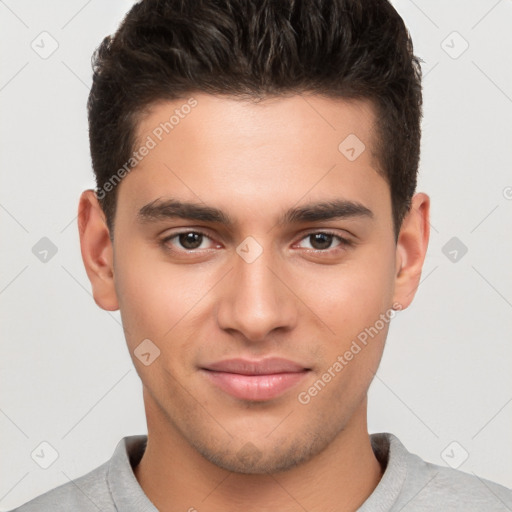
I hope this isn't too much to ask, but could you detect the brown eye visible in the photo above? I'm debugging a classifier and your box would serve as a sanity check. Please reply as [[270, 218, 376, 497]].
[[178, 232, 203, 250], [309, 233, 334, 250], [161, 230, 216, 252], [297, 231, 351, 252]]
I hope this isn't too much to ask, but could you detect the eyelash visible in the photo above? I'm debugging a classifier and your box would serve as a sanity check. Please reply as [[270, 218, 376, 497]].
[[160, 230, 353, 255]]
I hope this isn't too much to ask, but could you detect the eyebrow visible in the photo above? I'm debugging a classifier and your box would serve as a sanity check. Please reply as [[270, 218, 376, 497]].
[[137, 197, 374, 226]]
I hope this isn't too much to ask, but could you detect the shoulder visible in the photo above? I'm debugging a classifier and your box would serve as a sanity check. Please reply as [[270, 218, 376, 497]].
[[9, 436, 150, 512], [408, 459, 512, 510], [381, 433, 512, 511], [8, 461, 114, 512]]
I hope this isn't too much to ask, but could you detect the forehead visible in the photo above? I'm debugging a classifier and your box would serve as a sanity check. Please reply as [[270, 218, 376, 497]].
[[136, 93, 378, 158], [117, 93, 390, 230]]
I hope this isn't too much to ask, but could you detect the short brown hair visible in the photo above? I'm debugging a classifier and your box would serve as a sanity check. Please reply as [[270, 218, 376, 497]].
[[88, 0, 423, 241]]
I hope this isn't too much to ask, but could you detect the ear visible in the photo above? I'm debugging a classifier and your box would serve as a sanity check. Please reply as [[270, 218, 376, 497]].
[[77, 190, 119, 311], [392, 192, 430, 310]]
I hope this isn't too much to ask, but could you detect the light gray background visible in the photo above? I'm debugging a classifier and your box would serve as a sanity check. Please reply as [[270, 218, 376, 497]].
[[1, 0, 511, 509]]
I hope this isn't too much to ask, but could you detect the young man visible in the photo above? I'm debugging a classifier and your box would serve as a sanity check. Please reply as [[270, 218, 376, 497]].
[[10, 0, 512, 511]]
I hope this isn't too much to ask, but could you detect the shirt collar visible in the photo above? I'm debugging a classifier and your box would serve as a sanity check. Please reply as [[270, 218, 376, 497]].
[[107, 435, 157, 511], [357, 432, 408, 511], [106, 432, 407, 512]]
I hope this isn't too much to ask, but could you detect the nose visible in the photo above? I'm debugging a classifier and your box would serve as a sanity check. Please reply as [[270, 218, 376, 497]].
[[216, 242, 298, 343]]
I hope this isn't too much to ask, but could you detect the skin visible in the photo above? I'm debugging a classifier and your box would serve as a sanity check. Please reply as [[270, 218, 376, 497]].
[[78, 93, 430, 512]]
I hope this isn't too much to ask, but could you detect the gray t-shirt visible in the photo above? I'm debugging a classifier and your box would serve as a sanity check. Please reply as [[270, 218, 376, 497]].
[[9, 432, 512, 511]]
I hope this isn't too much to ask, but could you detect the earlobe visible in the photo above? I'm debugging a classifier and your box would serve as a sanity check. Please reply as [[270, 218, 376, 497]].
[[392, 193, 430, 309], [77, 190, 119, 311]]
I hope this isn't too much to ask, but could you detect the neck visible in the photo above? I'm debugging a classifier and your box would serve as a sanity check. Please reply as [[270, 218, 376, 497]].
[[134, 392, 383, 512]]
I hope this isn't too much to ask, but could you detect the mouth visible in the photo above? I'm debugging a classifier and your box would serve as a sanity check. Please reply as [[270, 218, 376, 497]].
[[199, 357, 312, 402]]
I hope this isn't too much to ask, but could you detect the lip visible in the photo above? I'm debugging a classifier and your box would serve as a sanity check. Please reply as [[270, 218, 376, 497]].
[[200, 357, 311, 401], [203, 357, 309, 375]]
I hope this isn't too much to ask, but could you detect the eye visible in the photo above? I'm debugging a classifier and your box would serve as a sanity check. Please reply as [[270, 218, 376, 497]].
[[296, 231, 352, 252], [161, 230, 218, 252], [160, 229, 353, 256]]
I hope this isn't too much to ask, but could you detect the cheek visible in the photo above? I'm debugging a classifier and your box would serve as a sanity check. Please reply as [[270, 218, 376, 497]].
[[303, 251, 395, 340], [113, 247, 186, 343], [113, 242, 222, 358], [113, 252, 208, 389]]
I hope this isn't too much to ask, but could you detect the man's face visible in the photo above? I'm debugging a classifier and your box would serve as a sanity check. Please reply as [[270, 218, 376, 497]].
[[109, 94, 402, 473]]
